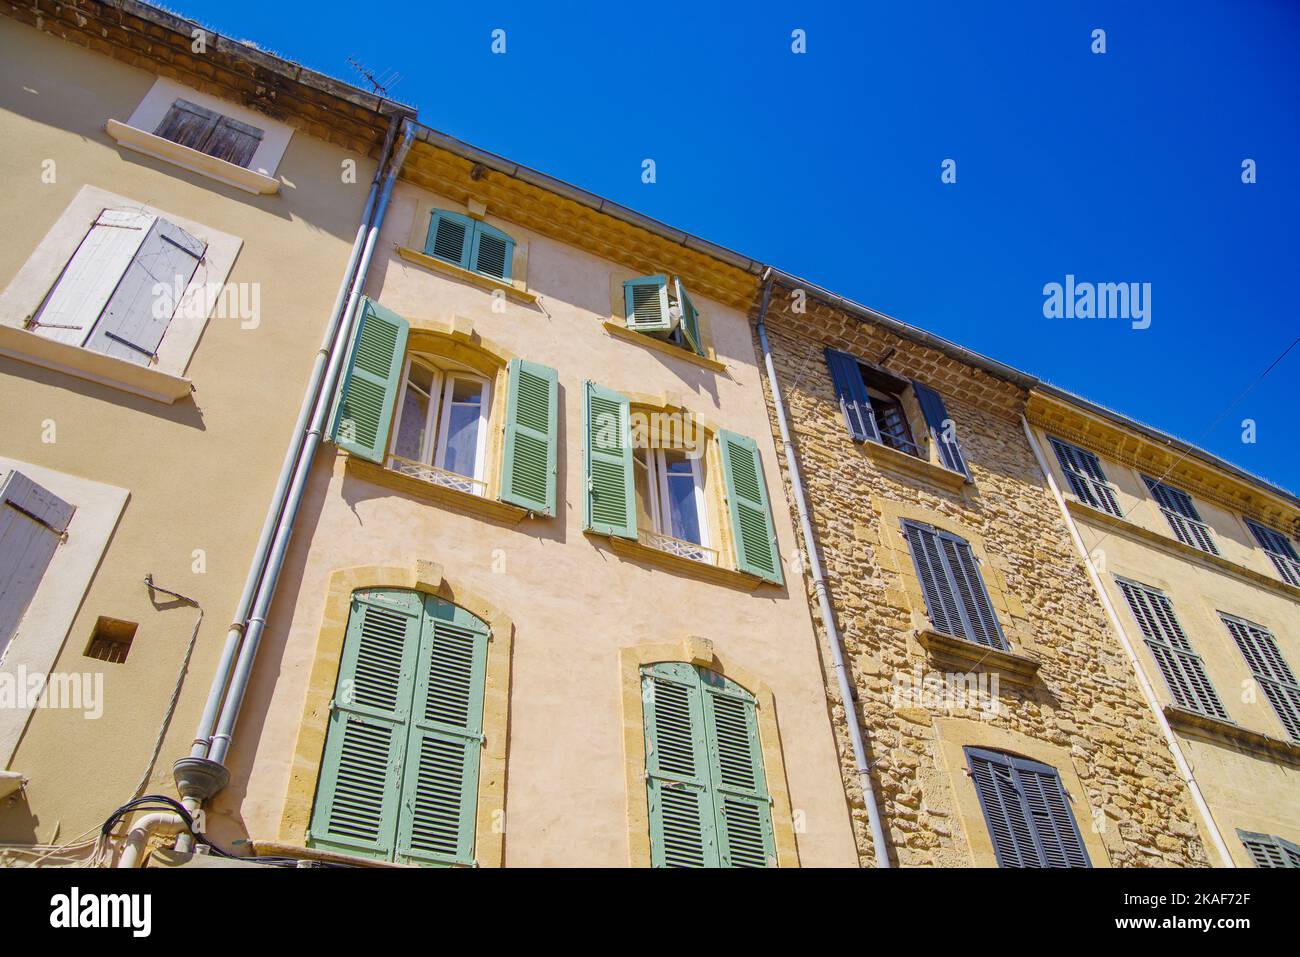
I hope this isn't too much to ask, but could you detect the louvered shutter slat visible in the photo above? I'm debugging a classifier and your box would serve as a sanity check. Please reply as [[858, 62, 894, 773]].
[[823, 348, 879, 442], [500, 359, 558, 515], [939, 534, 1006, 649], [1245, 519, 1300, 586], [622, 275, 673, 333], [470, 224, 512, 281], [674, 277, 705, 356], [719, 430, 783, 584], [911, 381, 971, 479], [582, 381, 636, 539], [1119, 580, 1228, 720], [968, 749, 1090, 868], [643, 663, 717, 867], [703, 678, 775, 868], [1223, 615, 1300, 743], [329, 297, 409, 463], [1049, 437, 1121, 517]]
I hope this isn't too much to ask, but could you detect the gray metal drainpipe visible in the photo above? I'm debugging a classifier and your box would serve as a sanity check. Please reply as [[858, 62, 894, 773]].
[[754, 269, 891, 867]]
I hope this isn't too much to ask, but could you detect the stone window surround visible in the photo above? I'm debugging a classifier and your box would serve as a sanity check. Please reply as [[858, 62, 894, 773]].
[[396, 196, 533, 303]]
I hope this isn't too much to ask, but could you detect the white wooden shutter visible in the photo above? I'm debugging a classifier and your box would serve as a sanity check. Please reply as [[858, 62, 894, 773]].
[[0, 471, 74, 659]]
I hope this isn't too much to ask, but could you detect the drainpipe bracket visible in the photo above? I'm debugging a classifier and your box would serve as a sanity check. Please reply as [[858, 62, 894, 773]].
[[172, 756, 231, 802]]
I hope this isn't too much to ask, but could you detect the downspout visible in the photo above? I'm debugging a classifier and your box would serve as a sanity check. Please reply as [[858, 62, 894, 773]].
[[1019, 415, 1236, 867], [754, 269, 891, 867]]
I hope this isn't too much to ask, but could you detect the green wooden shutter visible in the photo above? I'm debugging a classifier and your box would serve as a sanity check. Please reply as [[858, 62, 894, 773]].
[[329, 297, 409, 463], [1238, 829, 1300, 868], [309, 589, 422, 860], [719, 430, 783, 584], [470, 222, 514, 281], [395, 597, 489, 866], [583, 380, 637, 539], [674, 277, 705, 356], [500, 359, 558, 515], [701, 673, 775, 867], [642, 663, 719, 867], [622, 275, 672, 333], [425, 210, 474, 269]]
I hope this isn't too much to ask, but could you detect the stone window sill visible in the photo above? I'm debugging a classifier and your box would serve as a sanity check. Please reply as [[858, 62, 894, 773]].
[[1163, 704, 1300, 767], [601, 321, 727, 373], [396, 246, 537, 304], [346, 455, 530, 525], [862, 439, 967, 493], [0, 324, 192, 403], [598, 531, 768, 591], [106, 119, 280, 195], [915, 628, 1041, 685]]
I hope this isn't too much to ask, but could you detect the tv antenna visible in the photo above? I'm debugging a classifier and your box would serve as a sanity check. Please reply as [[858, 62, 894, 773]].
[[347, 56, 402, 97]]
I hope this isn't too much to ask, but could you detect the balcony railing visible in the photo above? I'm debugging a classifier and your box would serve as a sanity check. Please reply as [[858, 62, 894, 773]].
[[388, 456, 487, 497], [640, 529, 718, 566]]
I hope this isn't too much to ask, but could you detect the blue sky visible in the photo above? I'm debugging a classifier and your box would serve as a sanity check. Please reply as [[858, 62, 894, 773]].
[[184, 0, 1299, 491]]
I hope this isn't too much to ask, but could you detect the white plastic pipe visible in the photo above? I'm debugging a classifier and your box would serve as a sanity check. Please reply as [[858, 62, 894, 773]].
[[116, 812, 186, 869]]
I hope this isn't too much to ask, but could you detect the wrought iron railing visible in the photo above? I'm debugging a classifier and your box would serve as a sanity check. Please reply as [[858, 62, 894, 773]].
[[388, 456, 486, 496], [640, 529, 718, 565]]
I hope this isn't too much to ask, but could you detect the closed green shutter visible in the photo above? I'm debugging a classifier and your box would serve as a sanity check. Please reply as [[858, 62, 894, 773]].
[[623, 275, 672, 333], [309, 589, 422, 860], [500, 358, 558, 515], [470, 222, 514, 281], [1238, 829, 1300, 868], [329, 297, 409, 463], [643, 662, 718, 867], [701, 673, 775, 867], [718, 430, 783, 585], [583, 380, 637, 539], [674, 277, 704, 356], [425, 210, 474, 269]]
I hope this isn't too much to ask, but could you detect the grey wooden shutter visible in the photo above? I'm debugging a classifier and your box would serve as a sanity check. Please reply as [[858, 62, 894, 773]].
[[1048, 437, 1121, 517], [1221, 613, 1300, 743], [1245, 519, 1300, 586], [0, 471, 74, 660], [823, 348, 878, 442], [911, 380, 970, 479], [966, 748, 1090, 868], [83, 218, 206, 365], [903, 520, 1006, 649], [154, 99, 262, 167], [1117, 578, 1229, 719], [1238, 830, 1300, 868], [203, 115, 263, 168], [1142, 476, 1218, 555]]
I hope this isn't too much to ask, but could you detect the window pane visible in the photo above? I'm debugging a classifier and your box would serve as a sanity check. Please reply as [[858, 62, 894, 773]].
[[634, 448, 655, 534], [663, 453, 703, 545], [441, 379, 483, 478], [393, 381, 430, 462]]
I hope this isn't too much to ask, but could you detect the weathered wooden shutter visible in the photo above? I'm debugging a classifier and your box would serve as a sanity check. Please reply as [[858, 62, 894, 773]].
[[0, 471, 74, 659], [643, 663, 719, 867], [425, 210, 474, 269], [582, 380, 636, 539], [1117, 578, 1229, 719], [202, 114, 263, 168], [83, 218, 206, 365], [1222, 613, 1300, 743], [966, 748, 1090, 868], [719, 430, 783, 585], [395, 598, 489, 866], [903, 520, 959, 636], [1245, 518, 1300, 586], [903, 520, 1005, 649], [701, 673, 775, 867], [309, 589, 421, 860], [32, 209, 157, 346], [154, 99, 220, 150], [1238, 830, 1300, 868], [1143, 476, 1218, 554], [470, 223, 514, 281], [1048, 437, 1121, 516], [823, 348, 879, 442], [622, 275, 672, 333], [911, 380, 970, 479], [329, 297, 409, 463], [674, 277, 704, 356], [500, 359, 558, 515]]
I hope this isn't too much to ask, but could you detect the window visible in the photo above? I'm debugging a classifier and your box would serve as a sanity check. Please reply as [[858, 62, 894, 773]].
[[965, 748, 1090, 868], [902, 520, 1006, 649], [641, 662, 775, 867], [0, 470, 74, 660], [1049, 437, 1121, 517], [633, 446, 712, 563], [1221, 613, 1300, 743], [424, 210, 515, 281], [1245, 518, 1300, 587], [154, 99, 264, 169], [1142, 476, 1218, 555], [1117, 578, 1228, 720], [309, 588, 488, 865], [389, 357, 490, 496], [824, 348, 970, 479], [621, 274, 705, 357], [27, 208, 206, 367], [1238, 830, 1300, 868]]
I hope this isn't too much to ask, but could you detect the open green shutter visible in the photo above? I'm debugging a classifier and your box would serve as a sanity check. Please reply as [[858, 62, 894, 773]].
[[329, 297, 408, 463], [309, 589, 422, 860], [674, 277, 705, 356], [425, 210, 474, 269], [643, 663, 719, 867], [500, 359, 558, 515], [702, 675, 775, 867], [718, 430, 782, 584], [583, 380, 637, 539], [395, 597, 488, 866], [623, 275, 672, 333]]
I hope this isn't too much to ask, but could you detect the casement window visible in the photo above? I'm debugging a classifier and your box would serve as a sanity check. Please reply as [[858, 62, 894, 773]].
[[309, 588, 488, 865], [1244, 518, 1300, 587], [824, 348, 971, 480], [641, 661, 775, 867], [581, 380, 783, 584], [1116, 578, 1228, 720], [0, 471, 74, 660], [902, 520, 1006, 649], [965, 748, 1091, 868], [28, 208, 206, 367], [154, 99, 264, 169], [1048, 437, 1121, 517], [329, 297, 559, 515], [621, 274, 706, 358], [424, 210, 515, 282], [1238, 830, 1300, 868], [1221, 613, 1300, 743], [1142, 476, 1218, 555]]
